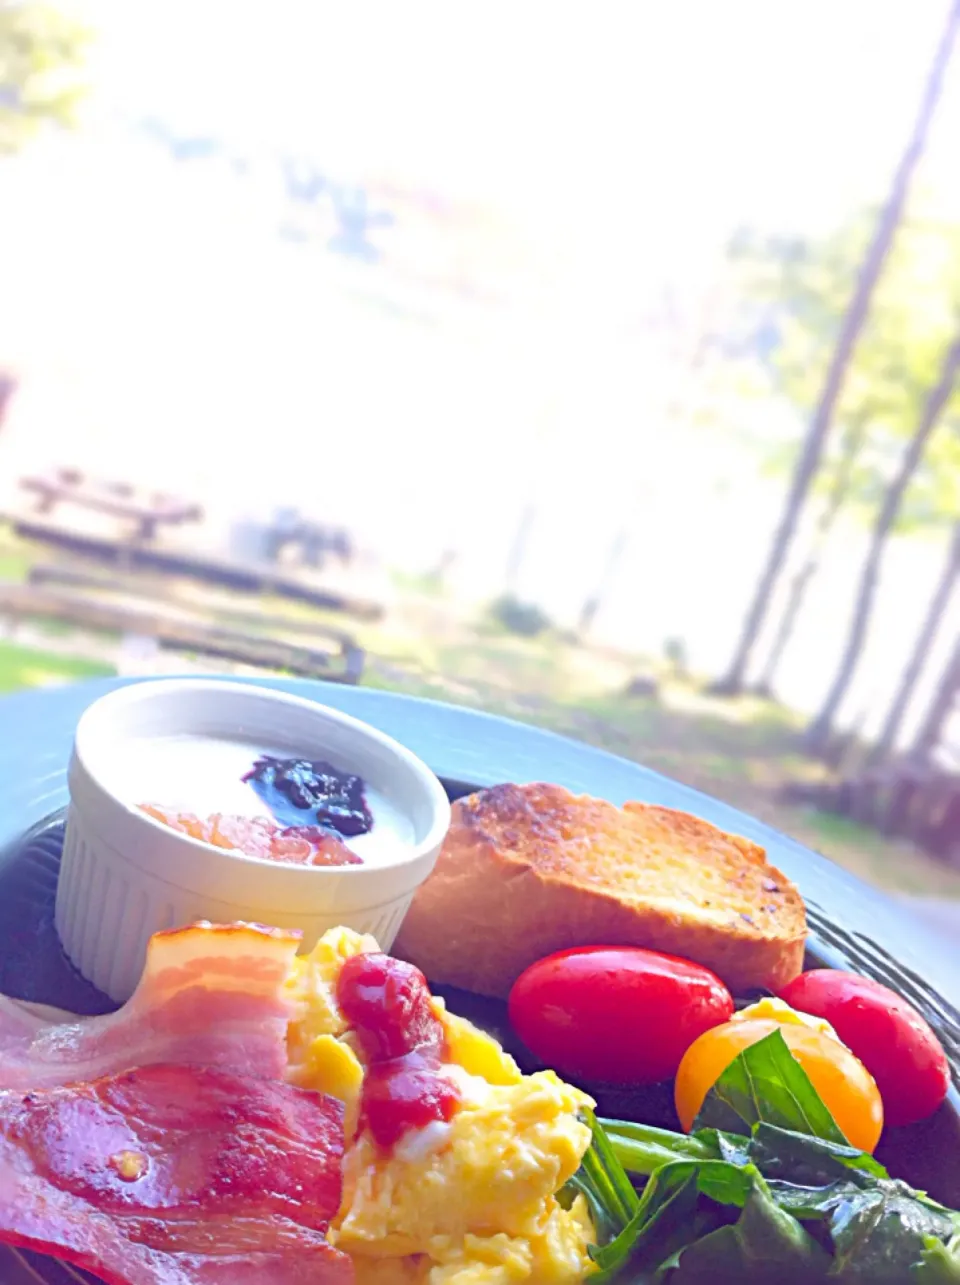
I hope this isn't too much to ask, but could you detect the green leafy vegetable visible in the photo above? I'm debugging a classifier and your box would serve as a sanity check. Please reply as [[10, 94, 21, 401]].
[[590, 1161, 703, 1282], [918, 1233, 960, 1282], [748, 1122, 887, 1185], [571, 1031, 960, 1281], [659, 1170, 831, 1284], [579, 1109, 641, 1229], [599, 1120, 727, 1176], [566, 1109, 643, 1245], [693, 1028, 848, 1144], [589, 1159, 759, 1282], [827, 1181, 960, 1284], [695, 1126, 753, 1168]]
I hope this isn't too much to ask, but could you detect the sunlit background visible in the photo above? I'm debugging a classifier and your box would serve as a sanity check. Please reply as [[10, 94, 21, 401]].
[[4, 0, 960, 904]]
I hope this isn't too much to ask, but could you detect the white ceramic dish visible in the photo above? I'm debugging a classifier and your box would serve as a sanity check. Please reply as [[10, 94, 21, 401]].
[[55, 679, 451, 1002]]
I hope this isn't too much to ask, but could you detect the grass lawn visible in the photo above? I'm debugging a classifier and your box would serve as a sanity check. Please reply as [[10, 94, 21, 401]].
[[0, 641, 115, 693], [356, 605, 960, 900], [0, 553, 953, 900]]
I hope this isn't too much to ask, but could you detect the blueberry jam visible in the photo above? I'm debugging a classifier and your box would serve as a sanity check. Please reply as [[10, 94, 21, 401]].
[[242, 756, 374, 837]]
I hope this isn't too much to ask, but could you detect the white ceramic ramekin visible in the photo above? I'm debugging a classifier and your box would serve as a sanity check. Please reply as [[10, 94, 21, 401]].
[[55, 679, 451, 1002]]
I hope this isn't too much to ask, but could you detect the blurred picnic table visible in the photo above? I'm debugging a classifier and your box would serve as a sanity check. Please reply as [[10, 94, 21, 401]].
[[19, 469, 203, 541], [0, 470, 378, 684]]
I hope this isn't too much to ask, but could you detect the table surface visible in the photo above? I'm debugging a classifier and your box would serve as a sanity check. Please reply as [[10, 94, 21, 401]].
[[1, 674, 957, 1004]]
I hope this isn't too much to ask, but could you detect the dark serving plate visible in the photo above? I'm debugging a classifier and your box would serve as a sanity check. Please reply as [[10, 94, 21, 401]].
[[1, 676, 960, 1283], [1, 793, 960, 1285]]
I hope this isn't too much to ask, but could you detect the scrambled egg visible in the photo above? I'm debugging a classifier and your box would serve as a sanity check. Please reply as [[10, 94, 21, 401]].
[[734, 996, 841, 1043], [286, 929, 596, 1285]]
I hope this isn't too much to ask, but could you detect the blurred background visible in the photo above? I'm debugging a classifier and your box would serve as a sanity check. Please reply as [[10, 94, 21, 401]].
[[3, 0, 960, 907]]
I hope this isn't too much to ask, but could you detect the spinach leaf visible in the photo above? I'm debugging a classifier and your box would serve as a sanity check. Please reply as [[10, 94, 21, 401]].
[[917, 1232, 960, 1281], [688, 1159, 754, 1209], [601, 1119, 728, 1176], [602, 1118, 757, 1177], [591, 1038, 960, 1285], [827, 1180, 960, 1284], [589, 1159, 756, 1282], [693, 1126, 752, 1168], [748, 1122, 887, 1185], [693, 1029, 848, 1144], [563, 1169, 620, 1243], [590, 1160, 702, 1283], [579, 1108, 641, 1230], [657, 1169, 831, 1285], [740, 1122, 960, 1278], [764, 1177, 860, 1220]]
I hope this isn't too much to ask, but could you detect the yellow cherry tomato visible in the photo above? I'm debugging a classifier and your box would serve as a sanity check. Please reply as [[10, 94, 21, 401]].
[[674, 1018, 884, 1153]]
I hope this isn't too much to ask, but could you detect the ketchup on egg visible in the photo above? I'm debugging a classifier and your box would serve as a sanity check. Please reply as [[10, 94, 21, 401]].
[[336, 953, 461, 1149]]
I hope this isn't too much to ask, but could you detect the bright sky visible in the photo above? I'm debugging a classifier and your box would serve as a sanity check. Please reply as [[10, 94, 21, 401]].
[[5, 0, 960, 726], [76, 0, 960, 247]]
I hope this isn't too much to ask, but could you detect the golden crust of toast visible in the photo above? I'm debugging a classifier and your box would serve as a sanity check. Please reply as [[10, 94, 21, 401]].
[[394, 782, 806, 999]]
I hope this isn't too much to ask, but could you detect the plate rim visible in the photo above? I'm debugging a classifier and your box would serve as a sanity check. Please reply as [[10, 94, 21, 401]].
[[1, 675, 957, 995], [1, 777, 960, 1278]]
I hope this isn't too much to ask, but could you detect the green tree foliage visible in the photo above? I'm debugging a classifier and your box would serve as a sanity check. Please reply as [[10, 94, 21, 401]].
[[732, 215, 960, 537], [804, 327, 960, 753], [0, 1, 89, 154], [719, 214, 960, 721], [711, 0, 960, 698]]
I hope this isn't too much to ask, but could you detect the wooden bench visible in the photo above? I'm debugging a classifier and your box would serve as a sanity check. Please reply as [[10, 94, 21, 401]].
[[0, 582, 365, 685], [19, 471, 202, 541], [4, 517, 384, 620]]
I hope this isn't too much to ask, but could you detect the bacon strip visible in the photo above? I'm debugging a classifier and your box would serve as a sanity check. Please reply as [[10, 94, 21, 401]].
[[0, 1063, 352, 1284], [0, 923, 300, 1089]]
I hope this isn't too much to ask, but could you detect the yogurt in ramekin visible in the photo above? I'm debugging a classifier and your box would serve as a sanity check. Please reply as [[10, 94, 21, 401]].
[[55, 680, 451, 1002]]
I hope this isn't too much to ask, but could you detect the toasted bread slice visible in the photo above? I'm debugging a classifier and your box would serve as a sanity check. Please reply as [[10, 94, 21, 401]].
[[394, 782, 806, 999]]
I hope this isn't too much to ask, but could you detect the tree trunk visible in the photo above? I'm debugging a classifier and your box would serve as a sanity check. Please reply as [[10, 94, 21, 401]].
[[711, 0, 960, 696], [804, 330, 960, 754], [0, 371, 17, 432], [869, 521, 960, 765], [504, 503, 537, 594], [753, 418, 868, 696], [578, 529, 629, 636], [909, 631, 960, 765]]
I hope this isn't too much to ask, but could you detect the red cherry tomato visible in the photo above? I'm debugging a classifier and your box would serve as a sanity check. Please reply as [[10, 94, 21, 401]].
[[778, 970, 950, 1127], [507, 946, 734, 1085]]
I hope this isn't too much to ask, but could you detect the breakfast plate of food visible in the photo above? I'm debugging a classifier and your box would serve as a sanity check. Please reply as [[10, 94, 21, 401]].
[[0, 675, 957, 1284]]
